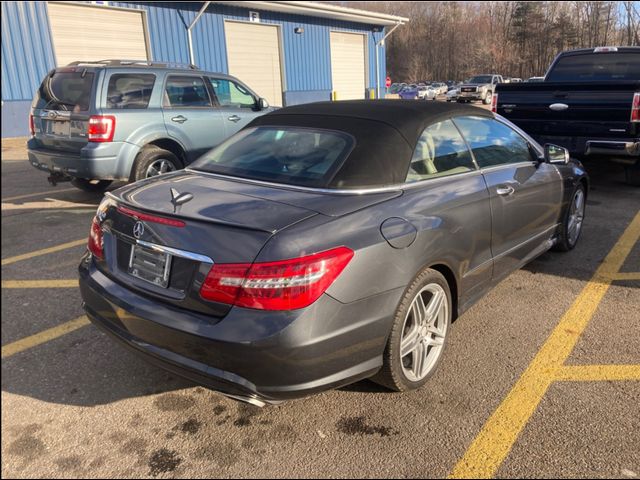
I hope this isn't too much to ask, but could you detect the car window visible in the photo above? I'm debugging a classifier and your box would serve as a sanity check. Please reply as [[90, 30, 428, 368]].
[[454, 116, 535, 168], [106, 74, 155, 109], [406, 119, 476, 183], [164, 76, 211, 108], [35, 71, 95, 112], [191, 127, 354, 187], [209, 78, 255, 109]]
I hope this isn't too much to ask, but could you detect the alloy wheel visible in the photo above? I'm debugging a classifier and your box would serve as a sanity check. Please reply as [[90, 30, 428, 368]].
[[400, 283, 449, 382], [145, 158, 177, 178], [567, 188, 585, 246]]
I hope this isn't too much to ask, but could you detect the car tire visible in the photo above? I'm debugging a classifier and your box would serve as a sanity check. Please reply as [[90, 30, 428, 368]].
[[483, 91, 492, 104], [553, 183, 586, 252], [70, 178, 113, 193], [372, 268, 452, 392], [131, 146, 182, 182]]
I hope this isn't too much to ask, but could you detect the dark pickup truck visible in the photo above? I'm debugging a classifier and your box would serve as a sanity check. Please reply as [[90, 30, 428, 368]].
[[494, 47, 640, 185]]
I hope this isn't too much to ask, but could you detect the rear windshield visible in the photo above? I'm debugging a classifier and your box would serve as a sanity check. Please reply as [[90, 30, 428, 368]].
[[546, 52, 640, 82], [34, 71, 94, 111], [191, 127, 354, 187]]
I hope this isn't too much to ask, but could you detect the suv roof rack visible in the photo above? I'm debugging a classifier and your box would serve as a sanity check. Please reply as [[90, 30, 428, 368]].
[[66, 59, 200, 70]]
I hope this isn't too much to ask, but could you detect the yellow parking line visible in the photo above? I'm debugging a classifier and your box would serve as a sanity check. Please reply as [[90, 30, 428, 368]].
[[555, 365, 640, 382], [2, 279, 78, 289], [1, 316, 90, 359], [449, 211, 640, 479], [612, 272, 640, 281], [1, 239, 86, 266], [1, 187, 77, 202]]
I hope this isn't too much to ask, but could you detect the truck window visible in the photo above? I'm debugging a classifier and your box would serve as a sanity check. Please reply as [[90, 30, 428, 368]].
[[546, 53, 640, 82]]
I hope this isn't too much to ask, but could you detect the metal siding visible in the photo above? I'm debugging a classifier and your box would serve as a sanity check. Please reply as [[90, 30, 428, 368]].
[[1, 2, 56, 101], [2, 0, 389, 129]]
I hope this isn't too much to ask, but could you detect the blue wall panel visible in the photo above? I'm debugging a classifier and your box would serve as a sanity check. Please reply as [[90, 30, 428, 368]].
[[1, 1, 389, 136]]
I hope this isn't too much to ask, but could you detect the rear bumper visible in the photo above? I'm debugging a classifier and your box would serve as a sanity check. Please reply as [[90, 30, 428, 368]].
[[27, 138, 133, 180], [79, 255, 400, 402]]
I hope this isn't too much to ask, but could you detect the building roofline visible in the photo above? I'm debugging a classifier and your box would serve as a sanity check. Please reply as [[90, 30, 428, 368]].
[[213, 1, 409, 26]]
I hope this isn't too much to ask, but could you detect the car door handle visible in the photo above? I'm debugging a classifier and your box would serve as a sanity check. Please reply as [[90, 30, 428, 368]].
[[171, 115, 187, 124], [496, 186, 515, 196], [227, 115, 242, 123]]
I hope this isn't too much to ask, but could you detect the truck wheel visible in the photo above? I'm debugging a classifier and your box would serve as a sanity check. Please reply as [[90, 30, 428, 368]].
[[131, 147, 182, 182], [70, 178, 113, 193], [483, 91, 492, 104], [624, 162, 640, 186]]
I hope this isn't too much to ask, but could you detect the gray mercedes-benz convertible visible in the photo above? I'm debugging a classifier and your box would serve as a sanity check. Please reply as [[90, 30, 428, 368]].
[[79, 101, 588, 406]]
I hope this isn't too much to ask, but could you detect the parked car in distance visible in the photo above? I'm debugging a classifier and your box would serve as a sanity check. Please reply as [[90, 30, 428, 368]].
[[446, 88, 459, 102], [80, 100, 589, 406], [417, 85, 437, 100], [457, 74, 504, 104], [386, 82, 408, 99], [495, 46, 640, 185], [526, 76, 545, 82], [431, 82, 448, 95], [27, 60, 273, 193], [398, 84, 421, 100], [510, 78, 523, 83]]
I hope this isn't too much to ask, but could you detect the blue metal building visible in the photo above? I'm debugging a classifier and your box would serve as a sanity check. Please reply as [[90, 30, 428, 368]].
[[1, 1, 407, 137]]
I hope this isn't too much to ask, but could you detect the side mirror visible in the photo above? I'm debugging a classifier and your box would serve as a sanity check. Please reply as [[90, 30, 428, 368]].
[[257, 97, 269, 110], [544, 144, 570, 165]]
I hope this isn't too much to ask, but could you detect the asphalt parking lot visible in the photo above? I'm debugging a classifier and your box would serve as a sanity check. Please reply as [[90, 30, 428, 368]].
[[1, 136, 639, 479]]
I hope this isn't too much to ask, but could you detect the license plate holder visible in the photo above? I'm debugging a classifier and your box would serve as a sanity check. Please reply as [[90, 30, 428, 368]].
[[128, 244, 172, 288], [44, 120, 70, 136]]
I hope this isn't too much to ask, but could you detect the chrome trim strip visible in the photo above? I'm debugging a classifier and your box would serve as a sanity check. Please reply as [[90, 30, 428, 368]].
[[135, 239, 213, 264], [185, 168, 484, 195]]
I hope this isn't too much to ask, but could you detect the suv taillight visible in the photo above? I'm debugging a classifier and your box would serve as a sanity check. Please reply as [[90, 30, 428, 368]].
[[491, 93, 498, 113], [200, 247, 354, 310], [88, 216, 104, 259], [631, 93, 640, 123], [88, 115, 116, 142], [29, 114, 35, 136]]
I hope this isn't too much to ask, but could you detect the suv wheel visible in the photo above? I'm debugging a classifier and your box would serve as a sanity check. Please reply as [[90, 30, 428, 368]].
[[372, 268, 451, 392], [483, 90, 492, 104], [70, 178, 113, 193], [131, 147, 182, 182]]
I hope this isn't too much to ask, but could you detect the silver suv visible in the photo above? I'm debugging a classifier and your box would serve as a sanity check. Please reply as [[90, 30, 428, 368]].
[[27, 60, 272, 192], [457, 74, 504, 104]]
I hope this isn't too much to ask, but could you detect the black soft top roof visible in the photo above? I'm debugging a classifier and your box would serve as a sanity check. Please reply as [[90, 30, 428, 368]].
[[257, 100, 492, 148], [248, 100, 493, 189]]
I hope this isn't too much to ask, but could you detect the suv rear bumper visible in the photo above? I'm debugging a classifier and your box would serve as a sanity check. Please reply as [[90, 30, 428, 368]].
[[27, 138, 133, 180]]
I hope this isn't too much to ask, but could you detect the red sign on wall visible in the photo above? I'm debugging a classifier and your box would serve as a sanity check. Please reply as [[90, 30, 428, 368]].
[[385, 76, 391, 88]]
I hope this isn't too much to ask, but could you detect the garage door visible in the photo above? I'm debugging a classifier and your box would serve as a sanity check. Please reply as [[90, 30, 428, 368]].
[[330, 32, 366, 100], [47, 3, 148, 66], [225, 21, 283, 107]]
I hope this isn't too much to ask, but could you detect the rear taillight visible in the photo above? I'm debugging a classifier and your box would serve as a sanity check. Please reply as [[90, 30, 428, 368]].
[[88, 115, 116, 142], [200, 247, 354, 310], [88, 216, 104, 259], [29, 114, 35, 136], [631, 93, 640, 123], [491, 93, 498, 113]]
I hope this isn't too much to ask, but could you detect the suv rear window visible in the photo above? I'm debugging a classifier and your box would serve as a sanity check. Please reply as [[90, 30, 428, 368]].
[[34, 71, 94, 111], [106, 74, 155, 109], [546, 52, 640, 81], [191, 127, 354, 187]]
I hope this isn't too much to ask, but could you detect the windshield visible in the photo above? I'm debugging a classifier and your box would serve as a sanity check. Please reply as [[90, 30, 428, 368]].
[[468, 76, 492, 84], [34, 71, 95, 111], [388, 84, 403, 94], [546, 52, 640, 82], [190, 127, 354, 187]]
